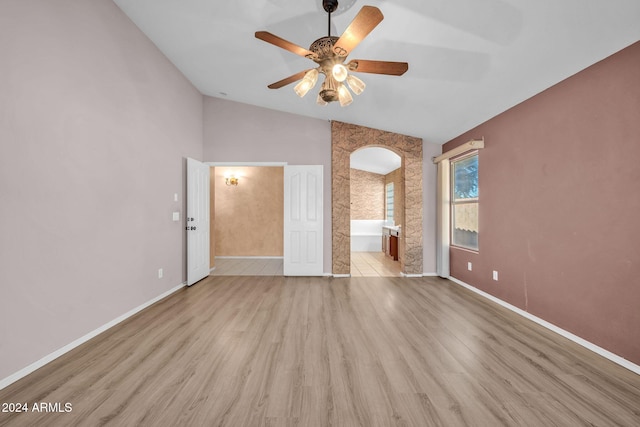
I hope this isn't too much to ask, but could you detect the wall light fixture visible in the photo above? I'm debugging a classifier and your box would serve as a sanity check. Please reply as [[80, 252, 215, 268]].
[[225, 175, 239, 186]]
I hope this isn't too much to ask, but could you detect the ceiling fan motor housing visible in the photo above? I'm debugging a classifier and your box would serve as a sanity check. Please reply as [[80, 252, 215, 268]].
[[309, 36, 340, 60], [309, 36, 348, 102], [323, 0, 339, 13]]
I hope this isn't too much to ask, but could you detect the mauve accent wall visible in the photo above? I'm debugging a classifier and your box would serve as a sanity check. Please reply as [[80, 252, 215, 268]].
[[443, 41, 640, 364], [203, 97, 332, 273], [0, 0, 203, 382]]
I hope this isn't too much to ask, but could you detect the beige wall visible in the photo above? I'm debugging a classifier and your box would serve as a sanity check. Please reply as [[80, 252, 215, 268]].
[[350, 168, 385, 220], [214, 167, 284, 257]]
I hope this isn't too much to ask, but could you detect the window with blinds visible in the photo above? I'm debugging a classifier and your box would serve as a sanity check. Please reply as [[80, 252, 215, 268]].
[[451, 152, 479, 250]]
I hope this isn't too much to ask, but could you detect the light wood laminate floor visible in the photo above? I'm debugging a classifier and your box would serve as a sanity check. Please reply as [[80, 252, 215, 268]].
[[1, 276, 639, 426]]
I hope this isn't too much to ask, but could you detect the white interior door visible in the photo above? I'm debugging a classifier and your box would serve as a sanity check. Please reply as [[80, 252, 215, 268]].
[[187, 158, 210, 286], [284, 165, 323, 276]]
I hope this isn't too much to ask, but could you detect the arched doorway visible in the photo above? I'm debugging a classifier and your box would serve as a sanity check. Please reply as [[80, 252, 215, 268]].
[[349, 147, 402, 276], [331, 121, 423, 275]]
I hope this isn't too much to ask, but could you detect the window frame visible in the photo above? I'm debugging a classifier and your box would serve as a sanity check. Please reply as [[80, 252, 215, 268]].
[[450, 151, 479, 252], [385, 182, 394, 223]]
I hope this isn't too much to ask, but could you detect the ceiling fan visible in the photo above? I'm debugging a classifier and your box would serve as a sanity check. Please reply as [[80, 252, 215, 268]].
[[255, 0, 408, 107]]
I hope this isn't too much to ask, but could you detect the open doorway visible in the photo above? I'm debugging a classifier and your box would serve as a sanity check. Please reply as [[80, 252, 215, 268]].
[[207, 163, 324, 277], [349, 147, 402, 277], [209, 165, 285, 276], [331, 121, 423, 276]]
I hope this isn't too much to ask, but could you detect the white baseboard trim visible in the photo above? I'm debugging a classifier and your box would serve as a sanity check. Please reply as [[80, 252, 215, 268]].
[[448, 276, 640, 376], [215, 256, 284, 260], [332, 274, 351, 278], [401, 273, 423, 278], [422, 272, 438, 277], [0, 282, 186, 391]]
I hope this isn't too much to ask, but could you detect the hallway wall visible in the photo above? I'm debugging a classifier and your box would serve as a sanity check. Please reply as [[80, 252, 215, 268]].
[[214, 167, 284, 257]]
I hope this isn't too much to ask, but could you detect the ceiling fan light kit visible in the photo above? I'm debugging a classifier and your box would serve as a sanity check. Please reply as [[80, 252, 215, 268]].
[[255, 0, 408, 107]]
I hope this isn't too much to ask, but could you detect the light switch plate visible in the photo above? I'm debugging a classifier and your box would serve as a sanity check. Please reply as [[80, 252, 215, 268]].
[[172, 211, 180, 221]]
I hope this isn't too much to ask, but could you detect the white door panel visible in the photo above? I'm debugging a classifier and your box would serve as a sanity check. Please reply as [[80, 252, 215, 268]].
[[284, 165, 323, 276], [187, 158, 210, 286]]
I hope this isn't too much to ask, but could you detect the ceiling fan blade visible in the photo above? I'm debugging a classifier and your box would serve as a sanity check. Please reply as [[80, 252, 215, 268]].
[[346, 59, 409, 76], [255, 31, 318, 60], [333, 6, 384, 57], [267, 69, 313, 89]]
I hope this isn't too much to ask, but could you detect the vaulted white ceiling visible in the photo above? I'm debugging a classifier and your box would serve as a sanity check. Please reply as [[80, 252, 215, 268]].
[[113, 0, 640, 144]]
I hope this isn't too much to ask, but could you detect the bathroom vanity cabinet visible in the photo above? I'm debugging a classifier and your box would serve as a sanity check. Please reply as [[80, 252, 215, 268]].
[[382, 226, 399, 261]]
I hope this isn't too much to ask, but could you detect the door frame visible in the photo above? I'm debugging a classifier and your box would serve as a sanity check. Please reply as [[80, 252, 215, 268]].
[[207, 162, 289, 274]]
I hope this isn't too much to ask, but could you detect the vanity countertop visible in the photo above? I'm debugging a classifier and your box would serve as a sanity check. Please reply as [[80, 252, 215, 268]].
[[382, 225, 401, 236]]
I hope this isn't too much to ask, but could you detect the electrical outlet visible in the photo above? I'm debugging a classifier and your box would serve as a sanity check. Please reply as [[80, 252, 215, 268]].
[[467, 262, 472, 271], [158, 268, 163, 279], [492, 270, 498, 281]]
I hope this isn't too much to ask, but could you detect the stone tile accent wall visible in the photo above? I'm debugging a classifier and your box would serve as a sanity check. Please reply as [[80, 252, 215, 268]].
[[350, 168, 385, 220], [332, 121, 423, 275]]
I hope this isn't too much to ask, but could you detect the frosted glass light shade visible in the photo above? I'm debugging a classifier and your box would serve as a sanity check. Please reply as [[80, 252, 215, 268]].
[[305, 68, 318, 85], [346, 74, 366, 95], [332, 64, 348, 82], [294, 79, 313, 97], [294, 69, 319, 97], [338, 84, 353, 107]]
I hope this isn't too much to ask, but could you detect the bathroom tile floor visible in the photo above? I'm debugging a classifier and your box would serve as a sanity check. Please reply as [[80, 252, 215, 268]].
[[350, 251, 402, 277]]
